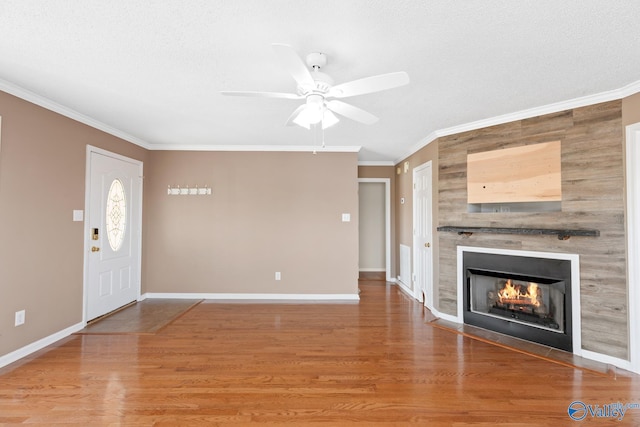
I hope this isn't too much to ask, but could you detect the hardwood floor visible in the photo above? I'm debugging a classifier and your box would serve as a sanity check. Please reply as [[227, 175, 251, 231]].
[[1, 281, 639, 425]]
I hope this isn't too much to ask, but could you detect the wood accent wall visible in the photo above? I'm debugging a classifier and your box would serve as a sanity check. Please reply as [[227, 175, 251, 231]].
[[437, 100, 628, 359]]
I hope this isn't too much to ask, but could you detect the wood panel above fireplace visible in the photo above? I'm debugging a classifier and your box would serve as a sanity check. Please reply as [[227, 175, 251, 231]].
[[467, 140, 562, 204]]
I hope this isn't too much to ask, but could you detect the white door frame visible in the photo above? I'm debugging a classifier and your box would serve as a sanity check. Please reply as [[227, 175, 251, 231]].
[[358, 178, 391, 281], [412, 161, 434, 307], [626, 122, 640, 374], [82, 145, 143, 323]]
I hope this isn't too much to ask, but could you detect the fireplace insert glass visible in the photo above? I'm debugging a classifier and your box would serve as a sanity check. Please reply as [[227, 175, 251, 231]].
[[468, 270, 565, 334], [462, 251, 573, 352]]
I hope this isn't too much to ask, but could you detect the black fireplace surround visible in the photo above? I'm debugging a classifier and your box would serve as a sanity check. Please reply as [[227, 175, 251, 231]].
[[462, 251, 573, 352]]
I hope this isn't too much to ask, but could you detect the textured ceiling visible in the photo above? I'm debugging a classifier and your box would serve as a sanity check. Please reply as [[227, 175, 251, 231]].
[[1, 1, 639, 162]]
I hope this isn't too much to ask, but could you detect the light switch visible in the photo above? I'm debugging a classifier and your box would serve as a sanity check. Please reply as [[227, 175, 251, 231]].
[[73, 210, 84, 222], [342, 213, 351, 222]]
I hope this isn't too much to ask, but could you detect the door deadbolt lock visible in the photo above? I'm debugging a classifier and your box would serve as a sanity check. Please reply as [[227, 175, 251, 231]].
[[425, 242, 430, 248], [91, 246, 101, 252]]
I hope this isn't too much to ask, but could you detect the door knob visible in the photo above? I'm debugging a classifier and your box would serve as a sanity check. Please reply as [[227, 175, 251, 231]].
[[91, 246, 100, 252], [425, 242, 430, 248]]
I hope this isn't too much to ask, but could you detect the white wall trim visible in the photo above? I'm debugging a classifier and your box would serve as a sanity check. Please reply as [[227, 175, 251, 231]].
[[147, 144, 362, 153], [0, 77, 362, 155], [3, 74, 639, 161], [626, 122, 640, 374], [395, 79, 640, 164], [358, 178, 392, 281], [429, 307, 460, 324], [396, 276, 410, 289], [141, 292, 360, 301], [0, 322, 85, 369], [394, 281, 415, 299], [358, 161, 395, 166], [0, 78, 153, 150], [580, 350, 633, 372]]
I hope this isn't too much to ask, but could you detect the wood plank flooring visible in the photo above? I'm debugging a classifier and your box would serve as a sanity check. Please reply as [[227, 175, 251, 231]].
[[1, 281, 639, 425]]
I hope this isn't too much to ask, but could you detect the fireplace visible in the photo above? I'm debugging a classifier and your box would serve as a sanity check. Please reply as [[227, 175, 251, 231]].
[[461, 248, 577, 352]]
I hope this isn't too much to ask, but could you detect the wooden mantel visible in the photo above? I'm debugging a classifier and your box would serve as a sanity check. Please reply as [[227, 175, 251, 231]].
[[437, 226, 600, 240]]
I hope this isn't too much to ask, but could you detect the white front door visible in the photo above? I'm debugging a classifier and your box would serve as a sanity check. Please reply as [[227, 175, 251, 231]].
[[413, 162, 433, 307], [85, 147, 142, 321]]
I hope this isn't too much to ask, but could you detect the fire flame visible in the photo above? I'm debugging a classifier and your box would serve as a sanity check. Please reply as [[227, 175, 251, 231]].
[[497, 280, 540, 307]]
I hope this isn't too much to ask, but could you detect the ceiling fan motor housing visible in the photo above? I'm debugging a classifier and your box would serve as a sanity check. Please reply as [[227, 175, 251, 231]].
[[306, 52, 327, 69], [301, 52, 333, 94]]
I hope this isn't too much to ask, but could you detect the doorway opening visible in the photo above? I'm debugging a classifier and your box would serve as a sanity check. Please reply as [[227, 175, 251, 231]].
[[358, 178, 391, 282]]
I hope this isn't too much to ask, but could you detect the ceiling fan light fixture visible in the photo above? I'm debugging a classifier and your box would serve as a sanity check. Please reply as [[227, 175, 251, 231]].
[[292, 104, 339, 130], [223, 44, 408, 130], [292, 107, 313, 129], [306, 94, 324, 124], [322, 109, 339, 129]]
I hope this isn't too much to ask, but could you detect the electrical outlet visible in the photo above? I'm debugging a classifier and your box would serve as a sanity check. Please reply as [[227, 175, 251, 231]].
[[15, 310, 25, 326], [275, 272, 281, 281]]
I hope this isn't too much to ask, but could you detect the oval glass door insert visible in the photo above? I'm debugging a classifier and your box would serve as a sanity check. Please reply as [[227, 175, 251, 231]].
[[106, 179, 126, 251]]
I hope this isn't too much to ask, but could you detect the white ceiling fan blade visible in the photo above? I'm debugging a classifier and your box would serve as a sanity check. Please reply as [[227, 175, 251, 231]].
[[328, 71, 409, 98], [326, 100, 379, 125], [285, 104, 308, 127], [272, 43, 315, 89], [221, 90, 303, 100]]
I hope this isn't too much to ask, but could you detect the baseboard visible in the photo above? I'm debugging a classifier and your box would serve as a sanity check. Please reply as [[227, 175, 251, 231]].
[[141, 292, 360, 301], [430, 307, 460, 324], [427, 313, 634, 373], [580, 349, 633, 373], [0, 321, 85, 369], [395, 279, 414, 297]]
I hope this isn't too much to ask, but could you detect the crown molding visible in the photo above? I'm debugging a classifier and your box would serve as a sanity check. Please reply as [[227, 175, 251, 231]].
[[3, 75, 640, 162], [0, 78, 360, 155], [0, 78, 153, 150], [395, 79, 640, 165], [147, 143, 361, 153], [358, 161, 395, 166]]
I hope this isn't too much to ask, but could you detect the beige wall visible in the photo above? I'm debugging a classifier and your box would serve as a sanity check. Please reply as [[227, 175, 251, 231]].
[[0, 91, 148, 357], [622, 92, 640, 127], [393, 142, 440, 293], [0, 89, 359, 361], [3, 81, 640, 363], [143, 150, 359, 295]]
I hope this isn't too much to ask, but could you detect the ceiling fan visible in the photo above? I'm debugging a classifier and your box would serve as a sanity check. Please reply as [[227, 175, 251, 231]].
[[221, 44, 410, 129]]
